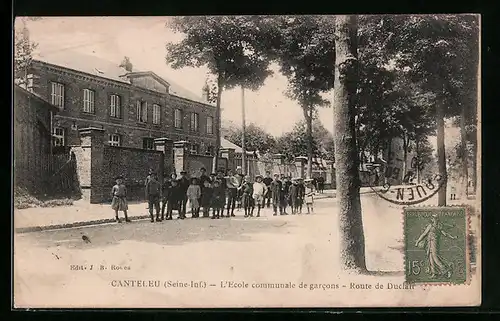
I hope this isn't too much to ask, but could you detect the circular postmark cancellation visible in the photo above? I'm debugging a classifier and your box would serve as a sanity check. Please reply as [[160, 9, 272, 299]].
[[364, 151, 447, 206]]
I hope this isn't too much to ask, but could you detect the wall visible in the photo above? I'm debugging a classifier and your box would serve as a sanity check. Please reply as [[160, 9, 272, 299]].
[[97, 146, 164, 202], [14, 86, 54, 196], [29, 61, 217, 153], [187, 154, 213, 177]]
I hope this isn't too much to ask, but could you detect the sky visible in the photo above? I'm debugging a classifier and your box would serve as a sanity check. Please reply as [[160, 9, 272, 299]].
[[16, 16, 467, 153], [18, 16, 334, 137]]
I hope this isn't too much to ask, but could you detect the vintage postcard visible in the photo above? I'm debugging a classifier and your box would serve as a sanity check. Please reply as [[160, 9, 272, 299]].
[[13, 15, 481, 308]]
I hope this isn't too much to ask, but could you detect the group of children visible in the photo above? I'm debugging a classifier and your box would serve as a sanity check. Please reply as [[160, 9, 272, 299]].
[[110, 167, 317, 223]]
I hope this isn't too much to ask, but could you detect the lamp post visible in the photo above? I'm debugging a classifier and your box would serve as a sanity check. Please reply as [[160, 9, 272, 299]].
[[241, 86, 247, 175]]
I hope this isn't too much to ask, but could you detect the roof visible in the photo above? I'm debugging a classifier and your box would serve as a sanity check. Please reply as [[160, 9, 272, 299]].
[[33, 50, 214, 106], [220, 137, 256, 155], [14, 84, 60, 112]]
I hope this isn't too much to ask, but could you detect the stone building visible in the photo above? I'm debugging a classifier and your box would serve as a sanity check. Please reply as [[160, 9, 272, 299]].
[[26, 51, 217, 155]]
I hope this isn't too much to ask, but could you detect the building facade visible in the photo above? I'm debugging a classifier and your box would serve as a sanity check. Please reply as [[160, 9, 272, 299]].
[[26, 53, 217, 156]]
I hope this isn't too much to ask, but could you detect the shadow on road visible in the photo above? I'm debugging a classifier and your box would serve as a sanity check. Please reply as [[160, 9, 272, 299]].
[[22, 213, 301, 250]]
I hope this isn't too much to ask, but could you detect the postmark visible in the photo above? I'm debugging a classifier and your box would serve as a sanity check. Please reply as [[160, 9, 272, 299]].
[[365, 152, 447, 205], [404, 206, 470, 285]]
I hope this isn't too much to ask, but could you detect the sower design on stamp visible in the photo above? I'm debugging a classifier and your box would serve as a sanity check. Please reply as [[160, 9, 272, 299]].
[[404, 206, 469, 285]]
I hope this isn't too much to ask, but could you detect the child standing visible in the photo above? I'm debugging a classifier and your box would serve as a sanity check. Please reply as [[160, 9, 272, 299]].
[[111, 175, 130, 223], [252, 175, 266, 217], [164, 179, 182, 220], [211, 179, 225, 219], [200, 180, 213, 218], [297, 178, 305, 214], [288, 178, 299, 214], [304, 178, 316, 214], [145, 172, 162, 222], [241, 176, 254, 217], [186, 177, 201, 218]]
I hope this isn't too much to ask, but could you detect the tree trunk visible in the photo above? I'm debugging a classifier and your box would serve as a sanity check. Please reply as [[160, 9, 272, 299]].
[[212, 76, 224, 173], [415, 138, 420, 184], [459, 104, 468, 198], [333, 15, 366, 272], [402, 133, 408, 184], [304, 105, 313, 179], [436, 103, 447, 206], [241, 86, 247, 175]]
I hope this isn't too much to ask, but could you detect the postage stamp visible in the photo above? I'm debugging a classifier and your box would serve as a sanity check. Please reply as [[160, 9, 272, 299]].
[[404, 206, 469, 285]]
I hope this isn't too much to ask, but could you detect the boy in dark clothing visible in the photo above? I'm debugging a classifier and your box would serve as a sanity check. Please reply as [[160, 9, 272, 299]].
[[262, 171, 273, 208], [270, 174, 283, 216], [145, 173, 162, 222], [281, 176, 292, 215], [211, 180, 225, 219], [241, 176, 254, 217], [297, 178, 306, 214], [288, 178, 300, 214], [178, 171, 190, 218], [200, 180, 213, 218], [164, 179, 182, 220], [161, 173, 177, 219]]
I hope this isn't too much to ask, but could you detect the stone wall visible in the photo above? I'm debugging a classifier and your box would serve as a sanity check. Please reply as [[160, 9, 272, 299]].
[[72, 127, 165, 203]]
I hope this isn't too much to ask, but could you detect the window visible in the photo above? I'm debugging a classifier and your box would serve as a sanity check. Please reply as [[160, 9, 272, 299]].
[[206, 146, 214, 156], [174, 109, 182, 128], [108, 134, 121, 146], [51, 82, 64, 108], [53, 127, 65, 147], [110, 94, 121, 118], [190, 112, 199, 132], [206, 116, 214, 134], [83, 89, 95, 114], [190, 143, 199, 154], [136, 101, 147, 123], [143, 138, 154, 150], [152, 104, 161, 125]]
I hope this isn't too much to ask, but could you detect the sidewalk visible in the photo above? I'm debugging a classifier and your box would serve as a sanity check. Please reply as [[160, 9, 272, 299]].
[[14, 200, 152, 234]]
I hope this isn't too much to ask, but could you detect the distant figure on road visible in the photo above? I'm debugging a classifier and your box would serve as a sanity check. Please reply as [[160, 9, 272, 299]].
[[187, 177, 201, 218], [111, 175, 130, 223], [145, 172, 162, 222], [317, 176, 325, 194]]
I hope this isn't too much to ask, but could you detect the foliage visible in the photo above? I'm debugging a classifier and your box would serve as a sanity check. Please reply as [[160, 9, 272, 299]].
[[14, 20, 38, 86], [273, 119, 335, 162], [222, 122, 276, 154], [166, 16, 273, 91]]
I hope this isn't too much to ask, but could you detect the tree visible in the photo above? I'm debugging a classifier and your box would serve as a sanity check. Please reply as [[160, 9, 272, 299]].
[[256, 16, 336, 178], [272, 119, 334, 163], [165, 16, 273, 172], [14, 19, 38, 87], [333, 15, 366, 272], [381, 14, 479, 205], [119, 56, 134, 72], [222, 122, 276, 154]]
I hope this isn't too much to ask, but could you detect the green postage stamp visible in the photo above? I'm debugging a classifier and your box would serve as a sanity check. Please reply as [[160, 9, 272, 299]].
[[404, 206, 469, 285]]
